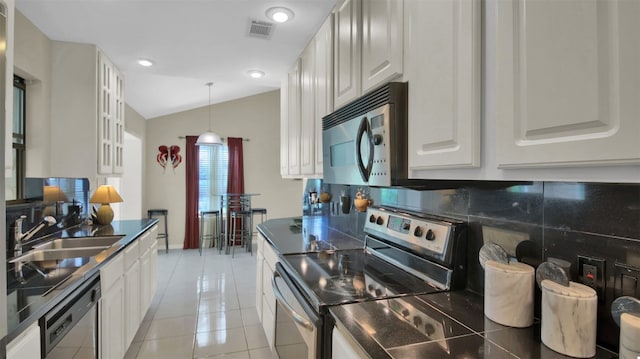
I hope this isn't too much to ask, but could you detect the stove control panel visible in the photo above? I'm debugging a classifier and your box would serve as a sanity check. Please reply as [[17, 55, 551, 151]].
[[365, 208, 452, 256]]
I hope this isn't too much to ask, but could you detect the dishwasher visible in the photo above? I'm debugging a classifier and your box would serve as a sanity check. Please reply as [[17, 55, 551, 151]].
[[39, 273, 101, 358]]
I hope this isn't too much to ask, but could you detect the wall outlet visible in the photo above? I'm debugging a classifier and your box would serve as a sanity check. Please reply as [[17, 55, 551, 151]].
[[578, 255, 606, 301], [614, 263, 640, 298]]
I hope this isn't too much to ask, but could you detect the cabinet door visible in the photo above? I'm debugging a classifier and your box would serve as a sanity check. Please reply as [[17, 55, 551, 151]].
[[334, 0, 361, 109], [361, 0, 403, 93], [7, 322, 41, 359], [332, 325, 367, 359], [314, 14, 335, 175], [150, 241, 158, 300], [113, 69, 125, 174], [280, 76, 290, 177], [300, 42, 317, 175], [98, 52, 114, 174], [100, 279, 125, 359], [255, 251, 264, 322], [406, 0, 481, 171], [124, 260, 141, 347], [140, 245, 152, 314], [287, 60, 302, 175], [496, 0, 640, 168]]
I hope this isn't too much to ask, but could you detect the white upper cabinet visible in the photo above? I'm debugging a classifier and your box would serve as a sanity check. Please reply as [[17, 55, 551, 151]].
[[334, 0, 361, 109], [50, 42, 125, 180], [361, 0, 403, 93], [405, 0, 481, 172], [98, 52, 125, 175], [280, 75, 289, 177], [495, 0, 640, 168], [314, 14, 334, 176], [334, 0, 404, 109], [287, 60, 301, 176], [300, 41, 316, 176], [281, 14, 333, 179]]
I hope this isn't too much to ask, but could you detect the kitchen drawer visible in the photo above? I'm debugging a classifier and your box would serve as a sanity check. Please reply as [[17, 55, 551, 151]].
[[123, 240, 140, 269], [263, 240, 279, 270], [101, 252, 124, 291], [139, 228, 155, 251]]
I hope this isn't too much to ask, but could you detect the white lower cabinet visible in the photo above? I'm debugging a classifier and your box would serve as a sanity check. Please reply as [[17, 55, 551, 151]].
[[6, 321, 41, 359], [255, 232, 278, 352], [332, 324, 367, 359], [99, 253, 125, 359], [124, 240, 141, 348], [100, 225, 158, 358]]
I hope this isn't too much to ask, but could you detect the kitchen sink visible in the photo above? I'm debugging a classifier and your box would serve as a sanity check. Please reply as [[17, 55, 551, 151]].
[[9, 247, 109, 264], [33, 235, 124, 250]]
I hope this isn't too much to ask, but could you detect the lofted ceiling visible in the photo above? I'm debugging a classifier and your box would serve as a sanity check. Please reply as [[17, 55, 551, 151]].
[[16, 0, 337, 119]]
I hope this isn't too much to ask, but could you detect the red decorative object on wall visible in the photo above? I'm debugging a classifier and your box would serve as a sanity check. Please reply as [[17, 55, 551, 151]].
[[157, 145, 182, 173]]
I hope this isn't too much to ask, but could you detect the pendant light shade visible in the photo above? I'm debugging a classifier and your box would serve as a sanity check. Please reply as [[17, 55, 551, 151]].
[[196, 82, 223, 146]]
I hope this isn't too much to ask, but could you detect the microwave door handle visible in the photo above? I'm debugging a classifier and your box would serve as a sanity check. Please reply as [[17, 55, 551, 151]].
[[271, 271, 315, 332], [356, 117, 374, 182]]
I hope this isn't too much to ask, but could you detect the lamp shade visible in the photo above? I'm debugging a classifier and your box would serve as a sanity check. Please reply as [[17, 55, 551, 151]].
[[90, 185, 123, 204], [195, 131, 223, 146], [43, 185, 69, 203]]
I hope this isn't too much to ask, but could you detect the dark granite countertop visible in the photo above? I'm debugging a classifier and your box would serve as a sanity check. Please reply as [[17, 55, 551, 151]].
[[330, 290, 619, 359], [256, 216, 364, 254], [5, 219, 158, 343]]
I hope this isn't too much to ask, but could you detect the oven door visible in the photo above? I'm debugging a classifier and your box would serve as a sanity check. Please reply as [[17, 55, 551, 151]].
[[272, 263, 321, 359]]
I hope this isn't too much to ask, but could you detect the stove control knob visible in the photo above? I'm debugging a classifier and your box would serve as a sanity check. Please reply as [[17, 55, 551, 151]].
[[376, 216, 384, 226], [425, 323, 436, 336], [369, 214, 377, 223], [413, 316, 423, 328], [413, 226, 424, 237], [425, 229, 436, 241], [402, 222, 410, 231], [401, 308, 410, 317]]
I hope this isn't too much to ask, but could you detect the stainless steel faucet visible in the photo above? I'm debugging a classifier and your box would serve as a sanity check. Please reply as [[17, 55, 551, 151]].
[[14, 215, 57, 258], [13, 215, 57, 282]]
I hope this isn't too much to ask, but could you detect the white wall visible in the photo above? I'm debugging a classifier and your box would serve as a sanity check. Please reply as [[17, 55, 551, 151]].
[[145, 90, 301, 249], [110, 132, 142, 220]]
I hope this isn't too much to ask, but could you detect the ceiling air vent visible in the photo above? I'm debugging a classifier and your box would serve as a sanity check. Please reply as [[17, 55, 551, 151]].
[[248, 20, 274, 39]]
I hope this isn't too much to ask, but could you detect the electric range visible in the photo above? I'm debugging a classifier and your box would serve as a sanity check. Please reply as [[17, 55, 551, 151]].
[[272, 206, 468, 359]]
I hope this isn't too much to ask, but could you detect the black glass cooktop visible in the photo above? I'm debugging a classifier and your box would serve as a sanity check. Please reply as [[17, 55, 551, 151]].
[[281, 250, 441, 310]]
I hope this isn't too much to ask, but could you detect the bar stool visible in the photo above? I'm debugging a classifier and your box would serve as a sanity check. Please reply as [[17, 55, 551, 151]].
[[229, 209, 252, 258], [199, 210, 220, 255], [147, 209, 168, 253]]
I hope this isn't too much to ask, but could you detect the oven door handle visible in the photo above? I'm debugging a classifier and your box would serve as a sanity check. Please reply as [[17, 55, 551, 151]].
[[271, 271, 315, 332]]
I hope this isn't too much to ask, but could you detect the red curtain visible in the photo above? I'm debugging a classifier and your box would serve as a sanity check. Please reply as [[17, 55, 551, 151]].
[[183, 136, 200, 249], [227, 137, 245, 245], [227, 137, 245, 194]]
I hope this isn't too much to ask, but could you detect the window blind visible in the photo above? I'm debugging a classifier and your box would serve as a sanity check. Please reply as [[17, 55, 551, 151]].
[[198, 145, 229, 212]]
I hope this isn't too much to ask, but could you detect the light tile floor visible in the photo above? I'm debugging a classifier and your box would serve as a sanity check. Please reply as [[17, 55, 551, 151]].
[[125, 244, 278, 359]]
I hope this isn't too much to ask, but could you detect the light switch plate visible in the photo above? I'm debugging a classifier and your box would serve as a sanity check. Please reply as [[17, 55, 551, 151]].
[[614, 263, 640, 298], [578, 255, 606, 301]]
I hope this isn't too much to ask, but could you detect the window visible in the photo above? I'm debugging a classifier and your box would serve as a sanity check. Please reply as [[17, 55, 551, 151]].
[[6, 76, 26, 202], [198, 145, 228, 212]]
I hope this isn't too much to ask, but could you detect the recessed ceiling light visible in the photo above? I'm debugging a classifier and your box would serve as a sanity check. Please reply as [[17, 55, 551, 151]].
[[137, 59, 154, 67], [248, 70, 265, 79], [266, 7, 294, 23]]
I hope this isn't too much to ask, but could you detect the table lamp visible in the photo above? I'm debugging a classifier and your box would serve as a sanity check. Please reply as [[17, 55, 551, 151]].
[[89, 185, 123, 225], [43, 185, 69, 216]]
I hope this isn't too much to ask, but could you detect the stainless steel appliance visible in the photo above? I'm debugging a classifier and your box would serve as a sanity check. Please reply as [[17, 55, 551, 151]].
[[39, 273, 101, 358], [272, 207, 467, 359], [322, 83, 408, 187]]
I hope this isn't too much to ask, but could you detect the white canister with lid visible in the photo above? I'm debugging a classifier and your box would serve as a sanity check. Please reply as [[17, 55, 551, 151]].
[[540, 279, 597, 358], [620, 312, 640, 359], [484, 260, 534, 328]]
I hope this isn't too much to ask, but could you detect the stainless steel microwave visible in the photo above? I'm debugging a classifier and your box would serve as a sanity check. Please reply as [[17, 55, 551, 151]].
[[322, 82, 408, 187]]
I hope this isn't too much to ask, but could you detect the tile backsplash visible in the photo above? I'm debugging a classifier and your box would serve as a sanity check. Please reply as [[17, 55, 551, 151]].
[[320, 181, 640, 352]]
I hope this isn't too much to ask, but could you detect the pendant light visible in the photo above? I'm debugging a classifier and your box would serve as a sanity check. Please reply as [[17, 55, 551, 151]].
[[195, 82, 223, 146]]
